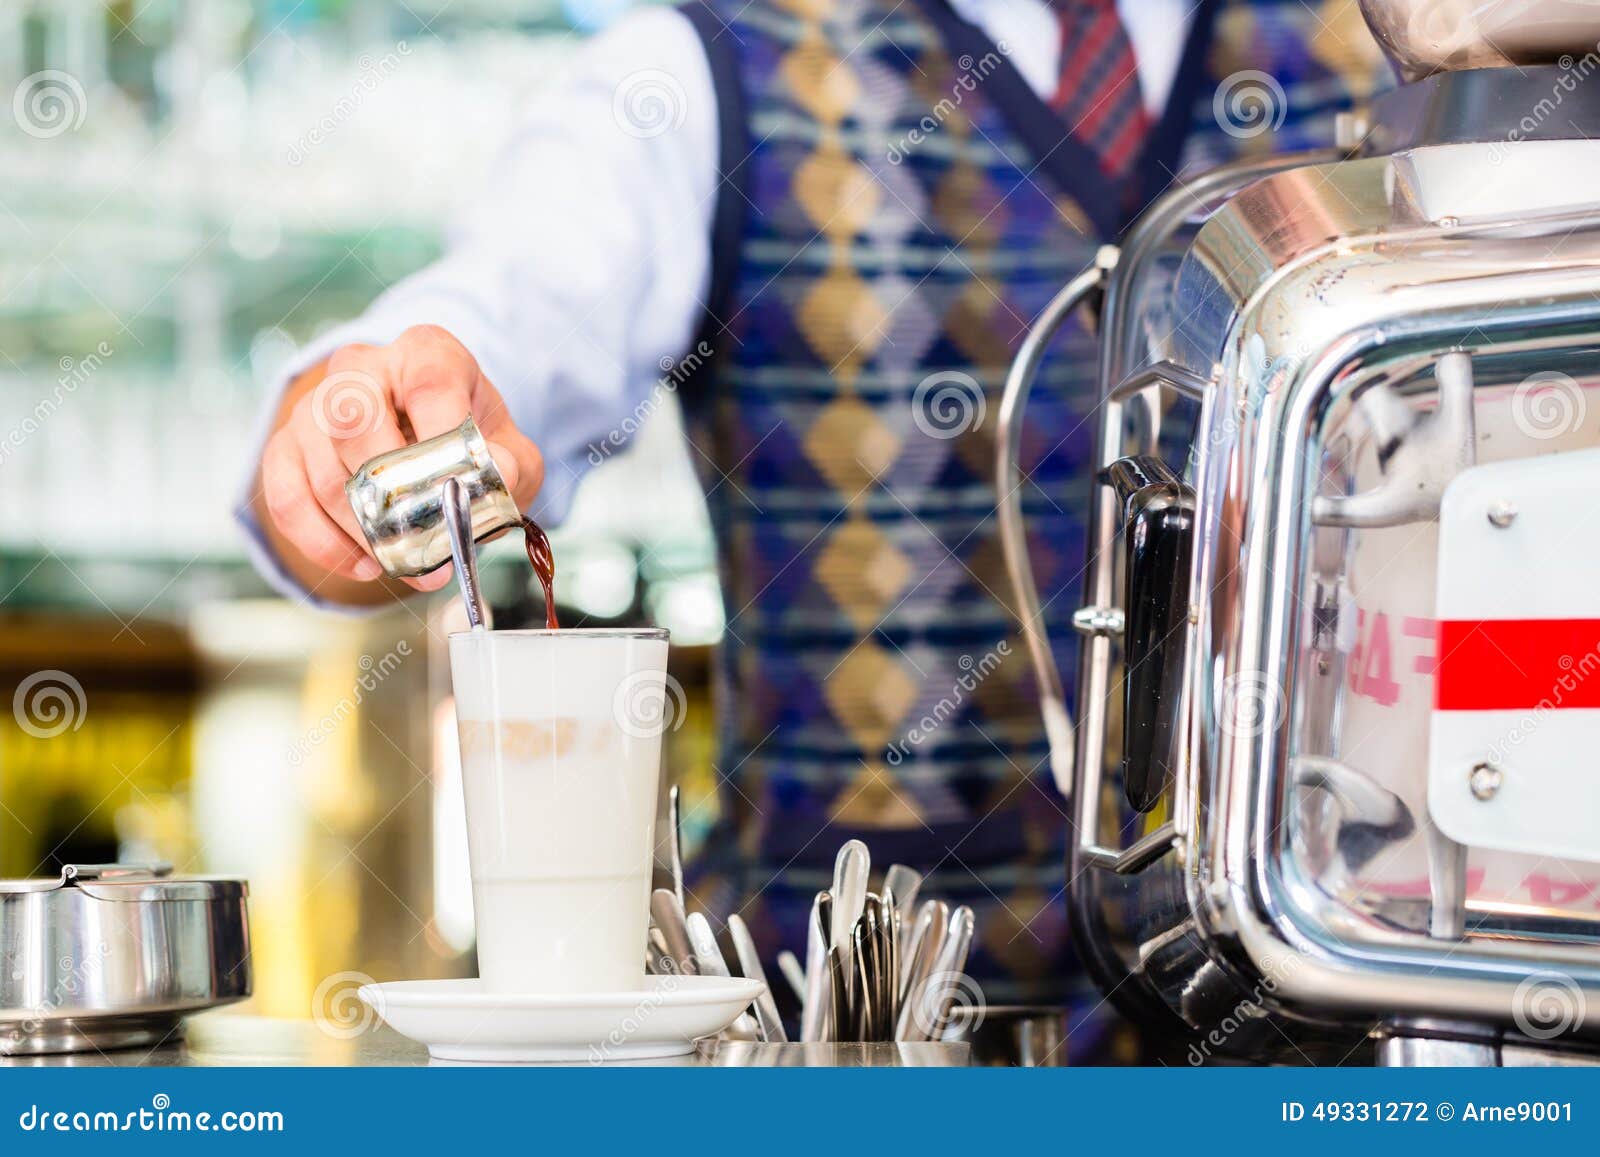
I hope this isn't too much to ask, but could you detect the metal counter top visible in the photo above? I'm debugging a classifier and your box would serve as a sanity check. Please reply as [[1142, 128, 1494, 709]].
[[1, 1014, 970, 1068]]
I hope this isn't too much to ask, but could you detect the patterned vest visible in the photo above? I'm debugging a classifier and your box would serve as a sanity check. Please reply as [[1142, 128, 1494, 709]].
[[678, 0, 1389, 1006]]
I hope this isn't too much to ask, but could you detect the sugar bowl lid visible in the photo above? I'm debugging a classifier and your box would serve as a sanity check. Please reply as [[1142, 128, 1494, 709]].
[[0, 863, 246, 901]]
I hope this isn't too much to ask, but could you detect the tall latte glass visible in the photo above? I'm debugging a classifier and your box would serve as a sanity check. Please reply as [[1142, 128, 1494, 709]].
[[448, 628, 669, 993]]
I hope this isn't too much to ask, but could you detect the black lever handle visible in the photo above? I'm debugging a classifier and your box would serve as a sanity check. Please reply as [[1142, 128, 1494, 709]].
[[1103, 455, 1194, 814]]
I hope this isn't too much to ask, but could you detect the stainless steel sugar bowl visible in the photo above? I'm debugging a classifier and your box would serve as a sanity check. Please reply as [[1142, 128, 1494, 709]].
[[0, 864, 251, 1056]]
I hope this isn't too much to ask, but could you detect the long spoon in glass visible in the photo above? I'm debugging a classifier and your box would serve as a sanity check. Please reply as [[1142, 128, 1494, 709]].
[[442, 477, 487, 629]]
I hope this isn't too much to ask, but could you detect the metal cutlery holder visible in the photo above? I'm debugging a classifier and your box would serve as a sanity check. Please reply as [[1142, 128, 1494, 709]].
[[647, 837, 979, 1046]]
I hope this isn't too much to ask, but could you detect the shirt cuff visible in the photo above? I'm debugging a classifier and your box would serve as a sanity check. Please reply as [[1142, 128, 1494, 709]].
[[232, 323, 398, 613]]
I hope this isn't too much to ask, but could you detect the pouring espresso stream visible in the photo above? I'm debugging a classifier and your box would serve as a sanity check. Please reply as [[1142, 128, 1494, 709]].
[[518, 515, 560, 631]]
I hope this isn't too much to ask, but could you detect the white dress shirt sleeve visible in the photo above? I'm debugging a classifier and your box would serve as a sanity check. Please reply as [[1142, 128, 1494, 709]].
[[235, 5, 720, 604]]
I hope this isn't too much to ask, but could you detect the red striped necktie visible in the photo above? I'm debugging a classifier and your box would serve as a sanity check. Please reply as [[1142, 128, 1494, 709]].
[[1048, 0, 1150, 177]]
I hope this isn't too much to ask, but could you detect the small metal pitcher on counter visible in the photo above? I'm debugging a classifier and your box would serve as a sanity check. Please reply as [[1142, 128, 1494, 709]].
[[345, 415, 521, 579]]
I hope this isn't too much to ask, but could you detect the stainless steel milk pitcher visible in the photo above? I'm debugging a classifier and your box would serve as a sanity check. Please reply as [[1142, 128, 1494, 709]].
[[345, 415, 521, 578]]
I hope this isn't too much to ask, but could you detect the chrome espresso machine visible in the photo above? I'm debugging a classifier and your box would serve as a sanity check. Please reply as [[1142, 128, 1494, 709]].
[[1001, 1, 1600, 1065]]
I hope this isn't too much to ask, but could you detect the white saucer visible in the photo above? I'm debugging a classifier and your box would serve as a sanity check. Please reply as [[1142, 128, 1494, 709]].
[[358, 975, 765, 1063]]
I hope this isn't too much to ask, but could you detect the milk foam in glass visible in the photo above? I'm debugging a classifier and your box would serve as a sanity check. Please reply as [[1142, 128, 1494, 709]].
[[448, 628, 669, 993]]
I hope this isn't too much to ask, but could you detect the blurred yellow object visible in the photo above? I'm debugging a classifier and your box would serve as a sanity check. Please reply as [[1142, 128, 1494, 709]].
[[0, 615, 195, 877]]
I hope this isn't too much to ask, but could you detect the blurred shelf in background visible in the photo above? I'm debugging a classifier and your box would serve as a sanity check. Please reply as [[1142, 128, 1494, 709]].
[[0, 0, 723, 1023], [0, 0, 720, 641]]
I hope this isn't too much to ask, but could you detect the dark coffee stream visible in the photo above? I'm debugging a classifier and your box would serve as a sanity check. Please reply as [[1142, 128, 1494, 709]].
[[519, 516, 561, 630]]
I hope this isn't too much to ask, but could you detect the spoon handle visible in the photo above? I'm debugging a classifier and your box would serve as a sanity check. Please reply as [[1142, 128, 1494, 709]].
[[442, 477, 487, 629]]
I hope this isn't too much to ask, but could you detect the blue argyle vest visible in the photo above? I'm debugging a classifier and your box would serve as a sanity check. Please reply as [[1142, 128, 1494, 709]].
[[677, 0, 1389, 1008]]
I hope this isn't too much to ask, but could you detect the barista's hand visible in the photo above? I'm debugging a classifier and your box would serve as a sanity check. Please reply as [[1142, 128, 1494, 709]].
[[253, 325, 545, 604]]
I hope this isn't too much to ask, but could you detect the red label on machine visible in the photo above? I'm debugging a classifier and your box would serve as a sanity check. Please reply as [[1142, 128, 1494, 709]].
[[1435, 618, 1600, 710], [1429, 450, 1600, 864]]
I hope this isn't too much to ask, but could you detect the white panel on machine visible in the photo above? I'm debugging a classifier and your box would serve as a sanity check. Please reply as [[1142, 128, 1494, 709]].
[[1429, 447, 1600, 862]]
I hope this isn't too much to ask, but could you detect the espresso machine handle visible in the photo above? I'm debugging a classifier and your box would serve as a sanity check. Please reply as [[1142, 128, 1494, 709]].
[[1105, 456, 1194, 813], [996, 246, 1118, 797]]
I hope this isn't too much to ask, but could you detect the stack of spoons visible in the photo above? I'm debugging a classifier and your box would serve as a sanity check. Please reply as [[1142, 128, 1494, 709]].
[[644, 787, 785, 1042], [644, 796, 976, 1044], [783, 840, 975, 1043]]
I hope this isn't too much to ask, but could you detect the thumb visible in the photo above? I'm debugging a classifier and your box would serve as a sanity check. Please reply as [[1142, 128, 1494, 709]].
[[487, 438, 543, 511]]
